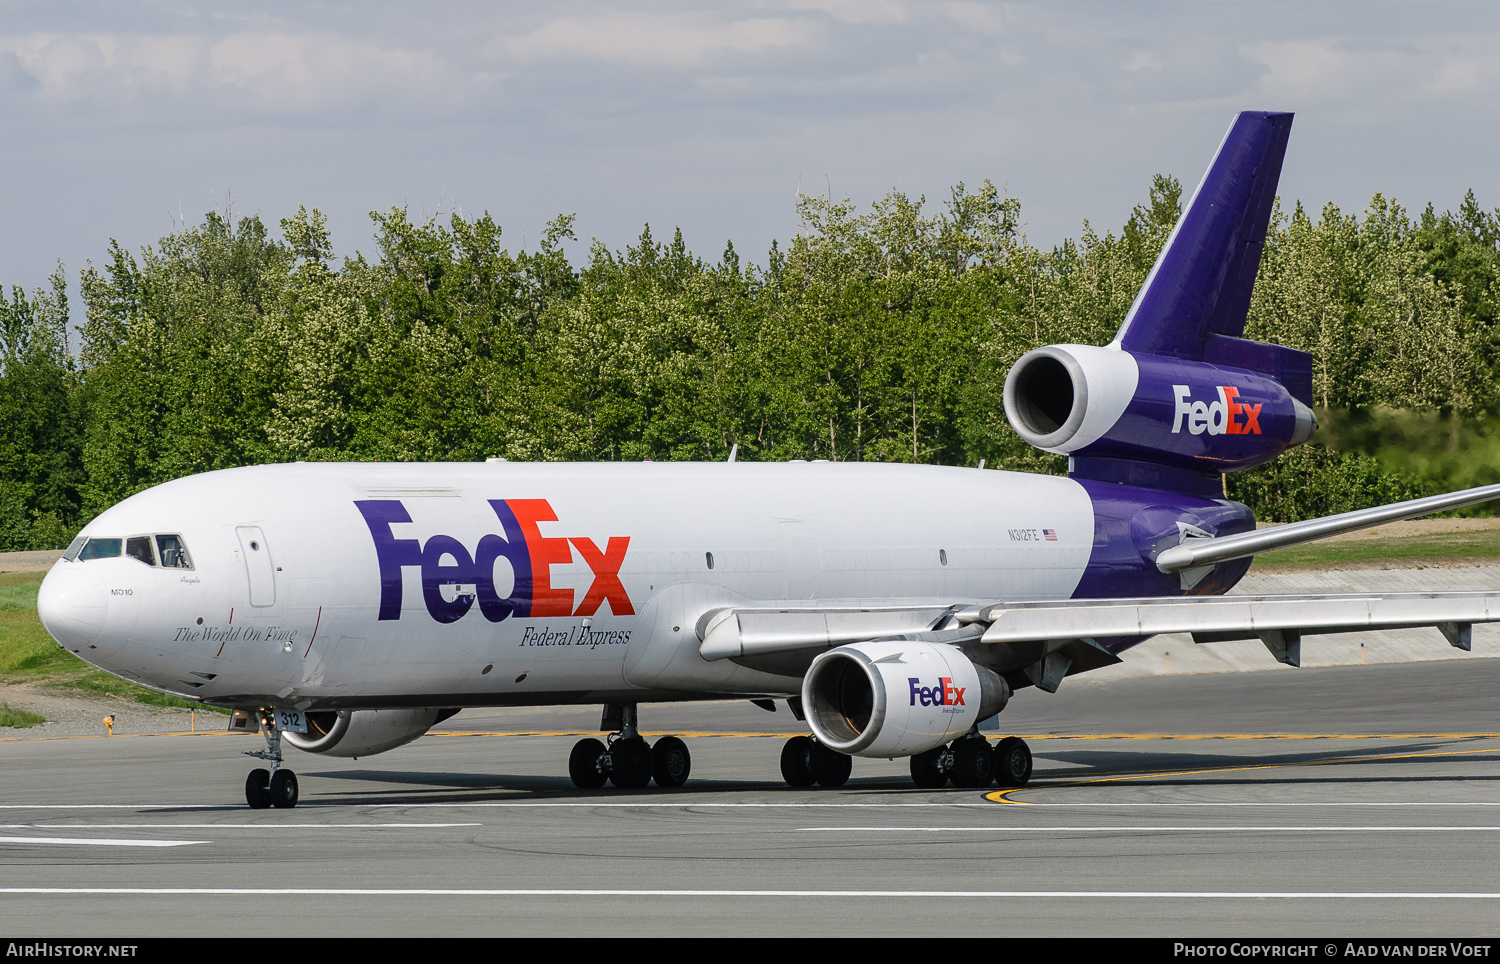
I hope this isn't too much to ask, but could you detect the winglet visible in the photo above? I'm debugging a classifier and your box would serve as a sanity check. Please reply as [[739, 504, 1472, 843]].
[[1114, 111, 1294, 359]]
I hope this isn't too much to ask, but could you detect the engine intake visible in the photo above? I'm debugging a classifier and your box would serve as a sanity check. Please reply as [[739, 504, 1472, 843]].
[[802, 641, 1009, 758], [283, 707, 459, 758], [1004, 342, 1316, 474]]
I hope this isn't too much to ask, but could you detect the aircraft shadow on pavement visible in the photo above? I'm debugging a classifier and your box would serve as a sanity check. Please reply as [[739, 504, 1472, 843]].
[[1037, 738, 1494, 773], [301, 769, 955, 803]]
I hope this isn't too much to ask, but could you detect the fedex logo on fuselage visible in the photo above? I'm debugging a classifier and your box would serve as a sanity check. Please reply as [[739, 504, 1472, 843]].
[[1171, 385, 1262, 436], [356, 499, 632, 624], [909, 677, 966, 707]]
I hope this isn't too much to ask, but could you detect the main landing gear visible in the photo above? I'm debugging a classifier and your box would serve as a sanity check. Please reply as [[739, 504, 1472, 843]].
[[568, 703, 693, 790], [909, 733, 1032, 789], [244, 709, 299, 809], [779, 735, 852, 787]]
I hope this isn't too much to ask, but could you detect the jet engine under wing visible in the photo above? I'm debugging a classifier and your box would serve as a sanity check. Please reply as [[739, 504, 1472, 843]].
[[978, 591, 1500, 667]]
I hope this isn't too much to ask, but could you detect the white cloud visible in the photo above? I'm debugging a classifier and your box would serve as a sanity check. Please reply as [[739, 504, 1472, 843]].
[[492, 12, 813, 68], [0, 30, 465, 113], [787, 0, 908, 26], [1243, 35, 1500, 107]]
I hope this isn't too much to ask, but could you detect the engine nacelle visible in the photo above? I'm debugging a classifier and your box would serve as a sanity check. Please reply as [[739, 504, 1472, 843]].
[[802, 641, 1009, 758], [283, 707, 458, 758], [1003, 343, 1316, 475]]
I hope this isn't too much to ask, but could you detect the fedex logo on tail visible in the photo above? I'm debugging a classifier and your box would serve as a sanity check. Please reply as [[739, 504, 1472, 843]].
[[909, 677, 965, 707], [356, 499, 632, 625], [1171, 385, 1263, 437]]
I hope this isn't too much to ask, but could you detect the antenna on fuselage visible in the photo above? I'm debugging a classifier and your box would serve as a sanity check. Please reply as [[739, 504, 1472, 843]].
[[728, 444, 738, 463]]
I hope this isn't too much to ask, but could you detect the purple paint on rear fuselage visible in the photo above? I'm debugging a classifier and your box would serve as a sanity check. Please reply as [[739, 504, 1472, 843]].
[[1072, 477, 1256, 654]]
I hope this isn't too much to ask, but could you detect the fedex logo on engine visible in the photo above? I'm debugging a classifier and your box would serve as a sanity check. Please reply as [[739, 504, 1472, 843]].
[[1171, 384, 1263, 436], [909, 677, 966, 708], [356, 499, 632, 624]]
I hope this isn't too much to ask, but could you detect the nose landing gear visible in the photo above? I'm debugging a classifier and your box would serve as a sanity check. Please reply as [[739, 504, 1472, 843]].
[[244, 709, 299, 809], [567, 704, 693, 790]]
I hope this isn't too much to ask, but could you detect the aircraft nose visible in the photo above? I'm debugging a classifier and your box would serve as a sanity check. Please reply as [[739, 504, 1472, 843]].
[[37, 564, 109, 650]]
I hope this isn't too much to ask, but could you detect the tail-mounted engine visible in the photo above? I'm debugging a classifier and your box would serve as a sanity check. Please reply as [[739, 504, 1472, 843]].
[[283, 707, 459, 758], [1004, 343, 1316, 478], [802, 641, 1009, 758], [1003, 112, 1319, 492]]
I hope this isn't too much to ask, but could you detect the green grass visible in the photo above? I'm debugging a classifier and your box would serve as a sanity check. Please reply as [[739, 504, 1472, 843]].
[[0, 571, 43, 611], [0, 571, 226, 714], [1255, 529, 1500, 569], [0, 701, 45, 728]]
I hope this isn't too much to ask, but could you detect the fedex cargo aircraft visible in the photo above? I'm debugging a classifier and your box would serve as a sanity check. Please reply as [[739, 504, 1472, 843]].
[[35, 111, 1500, 808]]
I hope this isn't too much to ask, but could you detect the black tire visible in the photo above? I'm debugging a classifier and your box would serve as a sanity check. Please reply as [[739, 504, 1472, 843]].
[[245, 768, 271, 810], [609, 737, 654, 789], [909, 746, 949, 788], [809, 741, 852, 788], [568, 738, 608, 789], [269, 769, 299, 809], [994, 736, 1033, 788], [651, 736, 691, 788], [780, 736, 817, 787], [951, 739, 996, 789]]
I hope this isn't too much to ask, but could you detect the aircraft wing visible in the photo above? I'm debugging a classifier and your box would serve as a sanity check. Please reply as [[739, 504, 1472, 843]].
[[979, 591, 1500, 667], [698, 590, 1500, 683], [1154, 481, 1500, 573]]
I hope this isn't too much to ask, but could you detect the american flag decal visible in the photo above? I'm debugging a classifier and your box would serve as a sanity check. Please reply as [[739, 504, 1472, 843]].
[[1042, 529, 1058, 541]]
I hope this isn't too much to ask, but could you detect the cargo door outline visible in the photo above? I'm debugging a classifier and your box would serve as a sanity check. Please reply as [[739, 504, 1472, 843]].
[[236, 526, 276, 607]]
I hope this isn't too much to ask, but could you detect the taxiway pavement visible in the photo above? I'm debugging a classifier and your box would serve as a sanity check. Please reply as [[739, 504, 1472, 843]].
[[4, 659, 1500, 936]]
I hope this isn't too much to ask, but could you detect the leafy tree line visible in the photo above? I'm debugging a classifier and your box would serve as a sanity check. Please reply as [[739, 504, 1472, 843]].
[[3, 178, 1500, 549]]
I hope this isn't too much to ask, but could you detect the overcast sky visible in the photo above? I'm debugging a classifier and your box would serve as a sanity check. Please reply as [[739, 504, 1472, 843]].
[[4, 1, 1500, 294]]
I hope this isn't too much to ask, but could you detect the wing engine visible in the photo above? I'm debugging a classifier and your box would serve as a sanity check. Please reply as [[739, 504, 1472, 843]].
[[801, 640, 1010, 758], [283, 707, 460, 757]]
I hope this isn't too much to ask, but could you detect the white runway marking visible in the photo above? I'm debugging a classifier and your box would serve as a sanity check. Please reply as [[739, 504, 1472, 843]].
[[5, 887, 1500, 899], [797, 825, 1500, 833], [0, 836, 206, 848], [1002, 802, 1500, 807], [0, 823, 479, 830], [7, 800, 1500, 811]]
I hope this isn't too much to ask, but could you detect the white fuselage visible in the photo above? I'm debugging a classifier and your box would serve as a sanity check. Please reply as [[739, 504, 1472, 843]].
[[38, 461, 1096, 710]]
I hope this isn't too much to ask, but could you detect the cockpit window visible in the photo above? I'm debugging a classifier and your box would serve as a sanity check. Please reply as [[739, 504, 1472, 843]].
[[63, 535, 87, 561], [126, 536, 156, 566], [156, 534, 192, 569], [78, 538, 122, 561]]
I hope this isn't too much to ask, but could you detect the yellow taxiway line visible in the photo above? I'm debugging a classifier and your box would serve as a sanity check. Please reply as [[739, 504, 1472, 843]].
[[986, 740, 1500, 804]]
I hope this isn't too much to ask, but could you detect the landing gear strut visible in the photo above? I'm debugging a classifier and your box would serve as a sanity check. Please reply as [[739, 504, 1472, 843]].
[[568, 704, 693, 790], [244, 709, 299, 809]]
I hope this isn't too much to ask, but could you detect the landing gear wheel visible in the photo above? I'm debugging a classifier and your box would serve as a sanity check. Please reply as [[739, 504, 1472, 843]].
[[950, 739, 996, 789], [245, 768, 271, 810], [909, 747, 950, 788], [809, 741, 852, 788], [994, 736, 1033, 788], [569, 738, 608, 789], [609, 737, 654, 789], [269, 769, 299, 809], [780, 736, 817, 787], [651, 736, 691, 788]]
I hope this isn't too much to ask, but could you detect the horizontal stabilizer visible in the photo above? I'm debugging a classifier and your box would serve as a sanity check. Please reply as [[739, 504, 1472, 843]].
[[1154, 481, 1500, 573], [979, 591, 1500, 645]]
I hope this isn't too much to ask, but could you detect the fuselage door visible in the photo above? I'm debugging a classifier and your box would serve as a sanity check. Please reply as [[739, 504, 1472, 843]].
[[236, 526, 276, 607]]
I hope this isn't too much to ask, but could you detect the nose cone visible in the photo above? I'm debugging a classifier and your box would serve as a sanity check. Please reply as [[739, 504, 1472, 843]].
[[37, 564, 109, 650]]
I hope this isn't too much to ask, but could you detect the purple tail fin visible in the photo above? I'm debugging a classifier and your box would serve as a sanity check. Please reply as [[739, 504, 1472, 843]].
[[1114, 111, 1294, 360]]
